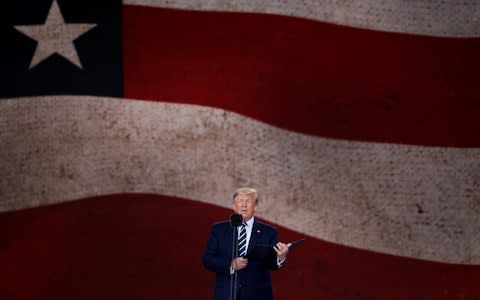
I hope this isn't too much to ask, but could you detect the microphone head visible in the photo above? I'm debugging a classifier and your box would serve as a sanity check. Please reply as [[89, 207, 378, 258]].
[[230, 213, 243, 226]]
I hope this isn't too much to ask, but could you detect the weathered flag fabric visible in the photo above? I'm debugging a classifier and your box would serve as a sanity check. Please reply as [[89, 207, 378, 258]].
[[1, 0, 479, 299]]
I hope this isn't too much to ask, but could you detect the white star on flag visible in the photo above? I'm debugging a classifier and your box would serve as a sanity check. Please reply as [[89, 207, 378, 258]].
[[13, 0, 96, 69]]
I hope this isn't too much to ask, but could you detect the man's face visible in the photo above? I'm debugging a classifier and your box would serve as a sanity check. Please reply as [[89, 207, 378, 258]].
[[233, 193, 257, 222]]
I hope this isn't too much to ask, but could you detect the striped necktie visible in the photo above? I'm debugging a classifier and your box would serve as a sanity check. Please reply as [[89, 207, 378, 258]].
[[238, 223, 247, 257]]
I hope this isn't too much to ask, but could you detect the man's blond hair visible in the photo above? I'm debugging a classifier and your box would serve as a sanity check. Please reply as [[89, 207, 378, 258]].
[[232, 187, 258, 204]]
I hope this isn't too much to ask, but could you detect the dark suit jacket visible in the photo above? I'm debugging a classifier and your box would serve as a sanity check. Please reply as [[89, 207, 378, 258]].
[[203, 219, 281, 300]]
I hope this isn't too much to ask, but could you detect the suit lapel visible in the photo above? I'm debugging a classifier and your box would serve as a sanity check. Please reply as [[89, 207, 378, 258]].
[[226, 223, 235, 255], [247, 221, 260, 254]]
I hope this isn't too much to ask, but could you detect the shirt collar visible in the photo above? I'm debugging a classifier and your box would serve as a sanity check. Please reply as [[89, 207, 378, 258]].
[[244, 216, 255, 228]]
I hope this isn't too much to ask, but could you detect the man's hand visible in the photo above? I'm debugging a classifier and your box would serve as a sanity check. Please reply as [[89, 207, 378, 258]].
[[274, 242, 290, 261], [231, 257, 248, 270]]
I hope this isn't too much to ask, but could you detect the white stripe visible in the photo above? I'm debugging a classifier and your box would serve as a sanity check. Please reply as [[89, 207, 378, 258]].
[[1, 96, 479, 264], [123, 0, 480, 37]]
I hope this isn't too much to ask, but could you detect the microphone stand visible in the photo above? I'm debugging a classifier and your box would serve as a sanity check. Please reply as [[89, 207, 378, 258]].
[[229, 214, 242, 300]]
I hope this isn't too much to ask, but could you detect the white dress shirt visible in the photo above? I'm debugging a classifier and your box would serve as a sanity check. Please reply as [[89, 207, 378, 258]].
[[239, 216, 255, 254]]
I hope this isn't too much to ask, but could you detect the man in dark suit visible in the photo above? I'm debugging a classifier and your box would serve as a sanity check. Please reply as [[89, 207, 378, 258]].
[[203, 187, 290, 300]]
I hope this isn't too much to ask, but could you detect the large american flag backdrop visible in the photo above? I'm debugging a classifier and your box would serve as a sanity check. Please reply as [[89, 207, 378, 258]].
[[1, 0, 479, 299]]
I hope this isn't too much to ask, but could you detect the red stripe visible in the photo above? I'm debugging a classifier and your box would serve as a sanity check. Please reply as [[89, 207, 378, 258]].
[[123, 6, 480, 147], [1, 194, 478, 299]]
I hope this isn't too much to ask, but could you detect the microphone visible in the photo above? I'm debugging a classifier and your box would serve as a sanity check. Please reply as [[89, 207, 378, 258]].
[[230, 213, 243, 227], [229, 213, 243, 300]]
